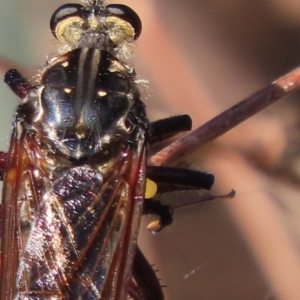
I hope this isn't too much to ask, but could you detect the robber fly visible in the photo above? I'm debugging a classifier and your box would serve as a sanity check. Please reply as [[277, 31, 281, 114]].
[[0, 1, 215, 299]]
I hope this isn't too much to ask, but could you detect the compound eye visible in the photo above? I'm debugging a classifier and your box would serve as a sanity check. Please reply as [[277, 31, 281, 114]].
[[106, 4, 142, 39], [50, 3, 84, 40]]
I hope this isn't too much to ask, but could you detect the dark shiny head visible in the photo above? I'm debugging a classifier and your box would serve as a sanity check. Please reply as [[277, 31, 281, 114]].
[[50, 2, 142, 49]]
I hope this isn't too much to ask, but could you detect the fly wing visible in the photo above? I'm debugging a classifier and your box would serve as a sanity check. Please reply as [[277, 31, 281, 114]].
[[1, 116, 146, 300], [0, 119, 42, 300]]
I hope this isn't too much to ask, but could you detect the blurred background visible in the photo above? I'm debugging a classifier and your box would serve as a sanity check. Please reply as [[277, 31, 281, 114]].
[[1, 0, 300, 299]]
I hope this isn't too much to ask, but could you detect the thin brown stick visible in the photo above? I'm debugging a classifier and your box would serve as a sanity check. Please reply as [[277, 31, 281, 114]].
[[149, 66, 300, 166]]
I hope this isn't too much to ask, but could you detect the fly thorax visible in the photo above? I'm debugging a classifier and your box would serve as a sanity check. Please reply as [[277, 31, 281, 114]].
[[27, 48, 143, 162]]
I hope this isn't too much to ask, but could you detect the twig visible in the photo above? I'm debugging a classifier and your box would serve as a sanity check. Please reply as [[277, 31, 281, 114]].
[[149, 66, 300, 166]]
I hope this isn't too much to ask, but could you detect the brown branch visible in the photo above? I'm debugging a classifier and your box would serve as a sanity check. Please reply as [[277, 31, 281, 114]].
[[149, 66, 300, 166]]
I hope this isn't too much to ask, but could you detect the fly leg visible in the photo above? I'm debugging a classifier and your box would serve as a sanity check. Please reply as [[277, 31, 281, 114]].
[[4, 69, 32, 99], [146, 116, 233, 232], [147, 166, 214, 191], [130, 246, 164, 300], [144, 166, 215, 233], [133, 167, 217, 299], [135, 169, 233, 299], [144, 163, 235, 229], [149, 115, 192, 144]]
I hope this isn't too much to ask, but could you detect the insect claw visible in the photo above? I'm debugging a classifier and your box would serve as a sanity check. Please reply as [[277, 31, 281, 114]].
[[147, 219, 163, 233], [228, 189, 236, 198]]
